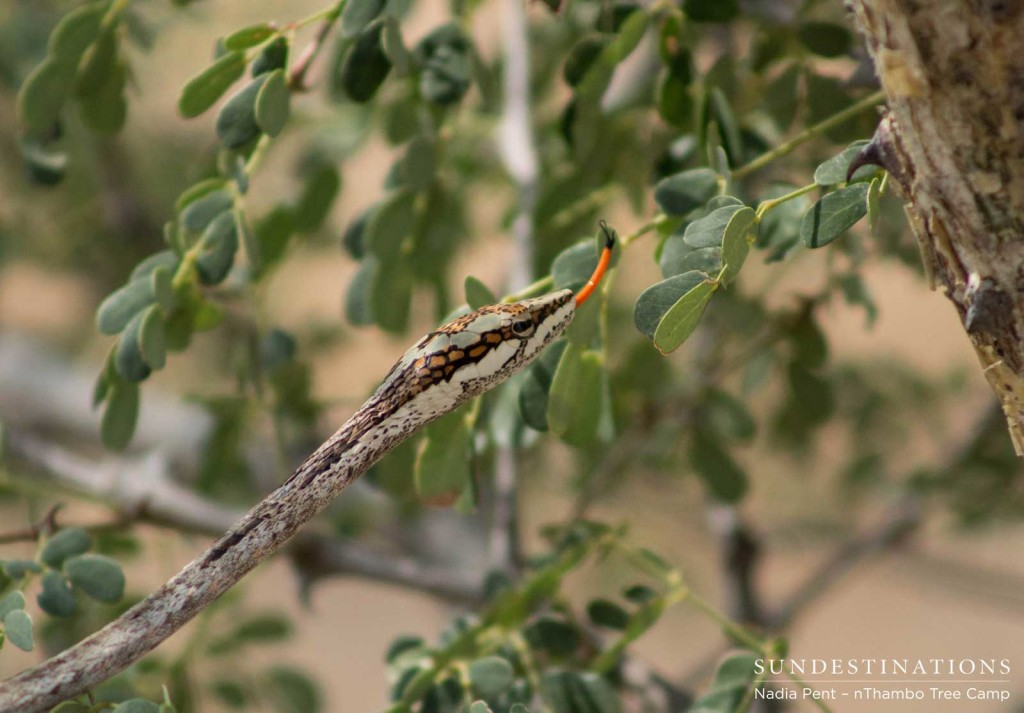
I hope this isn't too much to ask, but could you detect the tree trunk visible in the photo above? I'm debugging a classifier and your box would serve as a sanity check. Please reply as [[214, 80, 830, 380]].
[[848, 0, 1024, 452]]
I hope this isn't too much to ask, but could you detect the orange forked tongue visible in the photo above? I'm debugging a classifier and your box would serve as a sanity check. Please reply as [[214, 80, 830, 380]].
[[574, 221, 616, 307]]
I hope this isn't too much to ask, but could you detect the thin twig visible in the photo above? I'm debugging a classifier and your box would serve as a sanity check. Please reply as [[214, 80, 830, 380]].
[[0, 504, 61, 545], [288, 9, 342, 91]]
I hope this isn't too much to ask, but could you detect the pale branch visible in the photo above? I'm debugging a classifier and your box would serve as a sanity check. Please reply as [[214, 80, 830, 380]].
[[848, 0, 1024, 453], [489, 0, 540, 574], [0, 504, 61, 545], [3, 428, 482, 603]]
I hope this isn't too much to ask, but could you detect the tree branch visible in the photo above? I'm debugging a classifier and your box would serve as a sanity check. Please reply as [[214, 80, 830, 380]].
[[849, 1, 1024, 453]]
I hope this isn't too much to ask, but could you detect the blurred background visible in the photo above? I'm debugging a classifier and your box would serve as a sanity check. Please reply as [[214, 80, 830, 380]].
[[1, 0, 1023, 711]]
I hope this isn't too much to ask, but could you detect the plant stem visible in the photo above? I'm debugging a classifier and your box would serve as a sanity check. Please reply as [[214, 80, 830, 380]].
[[755, 183, 818, 219], [731, 89, 887, 180]]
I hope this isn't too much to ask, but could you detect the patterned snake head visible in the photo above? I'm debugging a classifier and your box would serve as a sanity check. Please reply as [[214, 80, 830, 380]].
[[376, 289, 576, 413]]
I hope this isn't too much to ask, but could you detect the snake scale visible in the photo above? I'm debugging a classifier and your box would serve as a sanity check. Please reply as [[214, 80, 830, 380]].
[[0, 231, 615, 712]]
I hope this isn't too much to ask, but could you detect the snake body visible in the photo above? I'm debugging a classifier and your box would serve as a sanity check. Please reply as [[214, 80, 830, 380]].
[[0, 289, 581, 712]]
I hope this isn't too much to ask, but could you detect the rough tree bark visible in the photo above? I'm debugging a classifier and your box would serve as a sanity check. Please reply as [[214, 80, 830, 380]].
[[848, 0, 1024, 452]]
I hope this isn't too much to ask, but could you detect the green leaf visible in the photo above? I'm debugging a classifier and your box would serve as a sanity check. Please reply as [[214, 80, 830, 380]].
[[175, 178, 229, 213], [115, 311, 152, 382], [414, 409, 472, 504], [0, 591, 26, 618], [181, 189, 234, 233], [254, 69, 290, 137], [42, 528, 93, 568], [813, 140, 874, 185], [370, 255, 413, 331], [178, 51, 247, 118], [252, 37, 289, 77], [293, 164, 341, 233], [682, 205, 742, 249], [683, 0, 739, 22], [64, 554, 125, 603], [111, 700, 160, 713], [798, 22, 853, 58], [691, 432, 748, 502], [101, 380, 139, 451], [523, 616, 580, 657], [385, 635, 425, 664], [266, 666, 321, 713], [224, 24, 276, 50], [518, 340, 567, 432], [255, 205, 296, 270], [576, 10, 648, 100], [233, 613, 292, 644], [657, 71, 694, 129], [415, 23, 473, 105], [3, 609, 33, 651], [97, 279, 157, 334], [654, 168, 720, 216], [381, 17, 411, 76], [196, 211, 239, 284], [587, 599, 629, 630], [18, 58, 76, 135], [469, 703, 493, 713], [211, 679, 249, 709], [633, 271, 707, 340], [49, 2, 106, 62], [719, 206, 756, 283], [340, 19, 392, 102], [75, 48, 127, 134], [547, 343, 606, 446], [653, 279, 715, 354], [342, 0, 388, 38], [366, 191, 416, 259], [623, 584, 657, 603], [49, 703, 90, 713], [464, 276, 496, 309], [138, 305, 167, 370], [468, 656, 515, 697], [800, 183, 869, 248], [387, 136, 436, 191], [150, 267, 174, 316], [37, 571, 76, 618], [345, 257, 377, 326], [216, 75, 269, 149], [3, 561, 41, 580]]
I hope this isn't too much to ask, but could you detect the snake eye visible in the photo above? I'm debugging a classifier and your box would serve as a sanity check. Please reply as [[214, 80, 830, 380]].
[[511, 318, 535, 337]]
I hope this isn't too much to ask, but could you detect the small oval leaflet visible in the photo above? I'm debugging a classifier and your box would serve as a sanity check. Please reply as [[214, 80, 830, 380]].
[[64, 554, 126, 603], [682, 204, 743, 249], [178, 51, 247, 118], [138, 305, 167, 370], [653, 279, 715, 354], [800, 182, 870, 248], [216, 75, 269, 149], [654, 167, 720, 216], [464, 276, 496, 309], [37, 570, 76, 618], [48, 2, 106, 62], [254, 69, 290, 137], [719, 206, 756, 284], [115, 311, 151, 382], [41, 528, 92, 568], [633, 270, 707, 340], [3, 609, 34, 652], [224, 23, 276, 51], [196, 211, 240, 285], [101, 380, 139, 451], [468, 656, 515, 697]]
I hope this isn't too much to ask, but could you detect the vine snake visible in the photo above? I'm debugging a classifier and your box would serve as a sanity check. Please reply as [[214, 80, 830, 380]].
[[0, 230, 615, 712]]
